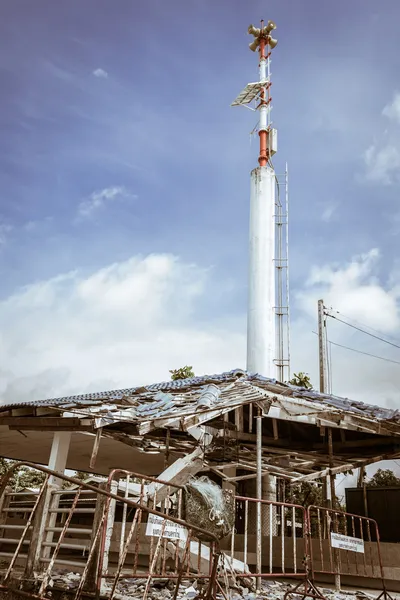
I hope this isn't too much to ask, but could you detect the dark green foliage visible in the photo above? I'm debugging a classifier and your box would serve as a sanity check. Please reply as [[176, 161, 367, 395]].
[[0, 458, 89, 490], [366, 468, 400, 488], [288, 372, 313, 389], [169, 366, 195, 380], [0, 458, 46, 490], [284, 481, 323, 507], [284, 479, 345, 536]]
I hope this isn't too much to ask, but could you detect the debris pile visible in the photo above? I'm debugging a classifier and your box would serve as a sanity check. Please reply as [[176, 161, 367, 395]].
[[184, 476, 235, 540], [49, 572, 381, 600]]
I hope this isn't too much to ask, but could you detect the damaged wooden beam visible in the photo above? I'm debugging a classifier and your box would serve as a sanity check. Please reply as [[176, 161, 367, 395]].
[[90, 427, 103, 469], [289, 450, 400, 485], [147, 446, 204, 503], [313, 435, 400, 450]]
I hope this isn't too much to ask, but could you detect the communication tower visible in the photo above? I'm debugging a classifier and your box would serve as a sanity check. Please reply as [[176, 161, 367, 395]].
[[231, 20, 290, 381]]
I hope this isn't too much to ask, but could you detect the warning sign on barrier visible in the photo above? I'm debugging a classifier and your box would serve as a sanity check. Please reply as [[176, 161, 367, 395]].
[[331, 532, 364, 553], [146, 515, 187, 541]]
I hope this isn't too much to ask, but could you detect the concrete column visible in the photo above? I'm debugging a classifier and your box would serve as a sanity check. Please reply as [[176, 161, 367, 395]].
[[25, 432, 72, 576], [48, 432, 72, 484], [262, 474, 277, 535], [43, 432, 72, 559]]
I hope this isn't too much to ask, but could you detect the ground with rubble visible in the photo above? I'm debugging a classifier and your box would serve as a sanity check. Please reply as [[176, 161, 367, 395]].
[[40, 572, 395, 600]]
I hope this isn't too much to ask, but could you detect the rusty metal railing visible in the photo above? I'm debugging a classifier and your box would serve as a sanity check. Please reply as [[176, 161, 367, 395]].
[[233, 495, 308, 579], [307, 505, 393, 600], [97, 468, 215, 599], [232, 496, 328, 600], [1, 465, 397, 600], [0, 462, 221, 600]]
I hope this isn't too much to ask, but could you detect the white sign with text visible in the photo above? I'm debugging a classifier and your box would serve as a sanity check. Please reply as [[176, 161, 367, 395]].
[[145, 515, 188, 541], [330, 532, 364, 554]]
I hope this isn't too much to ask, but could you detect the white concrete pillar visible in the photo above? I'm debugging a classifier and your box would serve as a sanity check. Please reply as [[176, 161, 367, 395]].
[[43, 432, 72, 559], [247, 165, 276, 378], [48, 431, 71, 484]]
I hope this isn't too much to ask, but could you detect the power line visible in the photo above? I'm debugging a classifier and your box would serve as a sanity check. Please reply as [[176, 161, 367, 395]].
[[329, 340, 400, 365], [325, 315, 332, 394], [326, 307, 400, 345], [325, 312, 400, 350], [312, 332, 400, 365]]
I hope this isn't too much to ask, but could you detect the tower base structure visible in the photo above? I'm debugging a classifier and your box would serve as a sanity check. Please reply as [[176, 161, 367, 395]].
[[247, 165, 276, 378]]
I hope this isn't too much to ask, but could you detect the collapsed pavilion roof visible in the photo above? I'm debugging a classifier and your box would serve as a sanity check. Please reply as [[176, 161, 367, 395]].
[[1, 369, 400, 483]]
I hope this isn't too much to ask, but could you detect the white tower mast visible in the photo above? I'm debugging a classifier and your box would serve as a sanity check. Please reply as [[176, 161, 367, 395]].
[[231, 20, 278, 377]]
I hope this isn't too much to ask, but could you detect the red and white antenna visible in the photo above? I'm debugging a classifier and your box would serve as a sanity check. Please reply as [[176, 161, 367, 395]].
[[231, 21, 280, 378], [232, 20, 278, 166]]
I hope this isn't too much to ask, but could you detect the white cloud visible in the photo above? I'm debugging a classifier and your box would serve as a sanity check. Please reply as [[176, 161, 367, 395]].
[[0, 254, 245, 404], [92, 68, 108, 79], [321, 203, 337, 223], [361, 92, 400, 184], [292, 248, 400, 406], [2, 247, 400, 414], [299, 248, 399, 332], [382, 92, 400, 124], [0, 224, 12, 246], [77, 186, 134, 219], [363, 143, 400, 185]]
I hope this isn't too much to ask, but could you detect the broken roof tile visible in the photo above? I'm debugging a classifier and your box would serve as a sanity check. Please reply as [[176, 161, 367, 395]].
[[1, 369, 399, 432]]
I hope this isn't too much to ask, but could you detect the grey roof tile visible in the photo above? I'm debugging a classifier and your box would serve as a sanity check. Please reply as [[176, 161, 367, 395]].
[[0, 368, 399, 425]]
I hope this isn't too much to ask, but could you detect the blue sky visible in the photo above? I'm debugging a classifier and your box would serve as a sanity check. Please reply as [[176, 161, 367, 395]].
[[1, 0, 400, 418]]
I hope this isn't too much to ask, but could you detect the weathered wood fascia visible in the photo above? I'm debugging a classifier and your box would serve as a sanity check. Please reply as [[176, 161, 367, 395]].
[[1, 416, 94, 432]]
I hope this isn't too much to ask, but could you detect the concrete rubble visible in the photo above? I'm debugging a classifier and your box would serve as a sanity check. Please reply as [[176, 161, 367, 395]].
[[48, 571, 384, 600]]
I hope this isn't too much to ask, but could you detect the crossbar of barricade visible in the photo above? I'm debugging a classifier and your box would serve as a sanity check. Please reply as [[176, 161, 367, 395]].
[[0, 462, 221, 600], [306, 505, 394, 600]]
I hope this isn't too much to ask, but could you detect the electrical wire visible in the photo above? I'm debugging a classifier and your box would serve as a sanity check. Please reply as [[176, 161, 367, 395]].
[[326, 307, 400, 345], [325, 312, 400, 350], [329, 340, 400, 364], [311, 332, 400, 365], [324, 315, 332, 394]]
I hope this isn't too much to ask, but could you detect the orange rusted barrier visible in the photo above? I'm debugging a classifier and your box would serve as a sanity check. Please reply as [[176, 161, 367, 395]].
[[307, 505, 393, 600], [0, 462, 220, 600]]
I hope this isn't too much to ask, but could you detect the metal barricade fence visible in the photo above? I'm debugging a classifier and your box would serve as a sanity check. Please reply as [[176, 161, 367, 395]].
[[232, 496, 308, 580], [1, 465, 395, 600], [0, 462, 220, 600], [98, 468, 215, 596], [307, 505, 392, 600]]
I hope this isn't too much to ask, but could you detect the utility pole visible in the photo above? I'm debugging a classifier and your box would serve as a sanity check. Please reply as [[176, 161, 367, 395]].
[[318, 299, 340, 591], [318, 299, 327, 394], [318, 299, 329, 503]]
